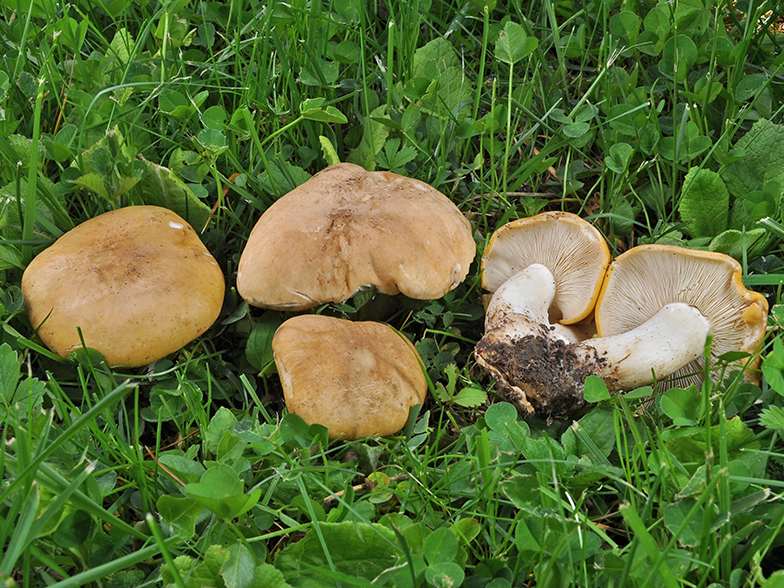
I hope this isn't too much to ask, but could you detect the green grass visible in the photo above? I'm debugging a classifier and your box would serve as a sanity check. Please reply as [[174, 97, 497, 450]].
[[2, 0, 784, 586]]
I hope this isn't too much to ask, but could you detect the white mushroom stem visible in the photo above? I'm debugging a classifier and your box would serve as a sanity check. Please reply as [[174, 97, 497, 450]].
[[477, 264, 712, 416], [486, 263, 590, 344], [575, 303, 711, 389]]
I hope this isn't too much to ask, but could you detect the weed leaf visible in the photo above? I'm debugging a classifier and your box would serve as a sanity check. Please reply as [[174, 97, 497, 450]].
[[679, 167, 729, 238]]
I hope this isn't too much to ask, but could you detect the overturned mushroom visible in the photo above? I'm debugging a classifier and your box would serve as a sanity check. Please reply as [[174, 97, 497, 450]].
[[22, 206, 225, 367], [238, 163, 476, 310], [481, 211, 611, 325], [272, 314, 427, 440], [595, 245, 769, 389], [475, 263, 711, 417]]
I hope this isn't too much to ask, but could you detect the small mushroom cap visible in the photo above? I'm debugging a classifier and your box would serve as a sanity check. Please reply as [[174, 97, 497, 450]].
[[272, 315, 427, 440], [237, 163, 476, 310], [595, 244, 769, 385], [481, 211, 610, 324], [22, 206, 225, 367]]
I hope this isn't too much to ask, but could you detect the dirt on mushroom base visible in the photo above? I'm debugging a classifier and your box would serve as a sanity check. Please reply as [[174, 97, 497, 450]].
[[475, 329, 614, 420]]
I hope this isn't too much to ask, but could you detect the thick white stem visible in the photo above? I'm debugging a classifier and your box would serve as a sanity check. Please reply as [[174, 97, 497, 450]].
[[576, 303, 711, 390], [485, 263, 554, 327], [485, 264, 585, 343]]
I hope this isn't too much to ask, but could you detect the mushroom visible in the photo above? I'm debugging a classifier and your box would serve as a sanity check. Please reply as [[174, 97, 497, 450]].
[[272, 314, 427, 440], [475, 263, 711, 416], [481, 211, 611, 326], [22, 206, 225, 367], [237, 163, 476, 310], [594, 244, 769, 389]]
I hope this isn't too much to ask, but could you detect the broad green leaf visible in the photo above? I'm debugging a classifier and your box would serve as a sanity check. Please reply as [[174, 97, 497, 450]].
[[450, 518, 481, 547], [735, 74, 768, 102], [72, 172, 110, 200], [133, 157, 212, 230], [205, 407, 238, 454], [246, 312, 283, 372], [258, 160, 311, 197], [563, 122, 590, 138], [184, 465, 261, 520], [452, 387, 487, 408], [678, 167, 729, 238], [561, 406, 616, 461], [609, 11, 641, 43], [0, 343, 20, 402], [109, 28, 135, 64], [494, 22, 538, 65], [411, 38, 474, 122], [252, 564, 294, 588], [604, 142, 634, 174], [730, 189, 778, 230], [660, 387, 701, 426], [722, 120, 784, 202], [762, 337, 784, 396], [222, 542, 256, 588], [52, 510, 92, 548], [274, 522, 399, 586], [157, 495, 200, 540], [708, 227, 769, 261], [425, 562, 464, 587], [485, 402, 529, 452], [664, 417, 760, 475], [423, 527, 458, 565], [299, 58, 339, 86], [760, 406, 784, 431], [347, 105, 390, 170], [302, 105, 348, 124], [515, 516, 545, 554], [163, 545, 229, 588], [582, 375, 611, 402], [664, 499, 704, 546], [202, 106, 227, 131], [659, 35, 697, 82]]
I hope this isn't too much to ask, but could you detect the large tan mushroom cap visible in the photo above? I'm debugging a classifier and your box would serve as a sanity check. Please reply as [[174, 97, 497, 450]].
[[237, 163, 476, 310], [272, 315, 427, 440], [481, 211, 610, 324], [595, 245, 769, 387], [22, 206, 225, 367]]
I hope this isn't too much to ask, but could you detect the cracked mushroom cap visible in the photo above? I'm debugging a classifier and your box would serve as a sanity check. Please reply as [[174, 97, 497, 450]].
[[595, 245, 769, 387], [237, 163, 476, 310], [272, 315, 427, 440], [481, 211, 610, 324], [21, 206, 225, 367]]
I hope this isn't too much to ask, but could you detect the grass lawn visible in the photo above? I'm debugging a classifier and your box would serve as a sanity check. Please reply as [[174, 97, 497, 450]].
[[2, 0, 784, 586]]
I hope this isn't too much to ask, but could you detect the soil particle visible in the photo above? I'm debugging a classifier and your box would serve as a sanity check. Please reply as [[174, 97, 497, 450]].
[[475, 329, 602, 419]]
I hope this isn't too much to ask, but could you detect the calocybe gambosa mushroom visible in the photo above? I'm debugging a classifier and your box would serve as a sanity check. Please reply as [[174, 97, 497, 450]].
[[22, 206, 225, 367], [237, 163, 476, 310], [475, 263, 711, 416], [595, 244, 769, 390], [272, 314, 427, 440]]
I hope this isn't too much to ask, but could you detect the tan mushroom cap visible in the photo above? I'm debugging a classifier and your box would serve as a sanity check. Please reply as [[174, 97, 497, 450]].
[[237, 163, 476, 310], [272, 315, 427, 440], [481, 211, 610, 324], [595, 244, 769, 386], [22, 206, 225, 367]]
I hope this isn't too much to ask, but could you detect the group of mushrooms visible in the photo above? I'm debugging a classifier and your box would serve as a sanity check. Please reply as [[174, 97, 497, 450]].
[[20, 163, 769, 440]]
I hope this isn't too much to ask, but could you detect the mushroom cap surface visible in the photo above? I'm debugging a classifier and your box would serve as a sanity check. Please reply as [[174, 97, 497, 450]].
[[481, 211, 610, 324], [595, 244, 768, 385], [237, 163, 476, 310], [22, 205, 225, 367], [272, 315, 427, 440]]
